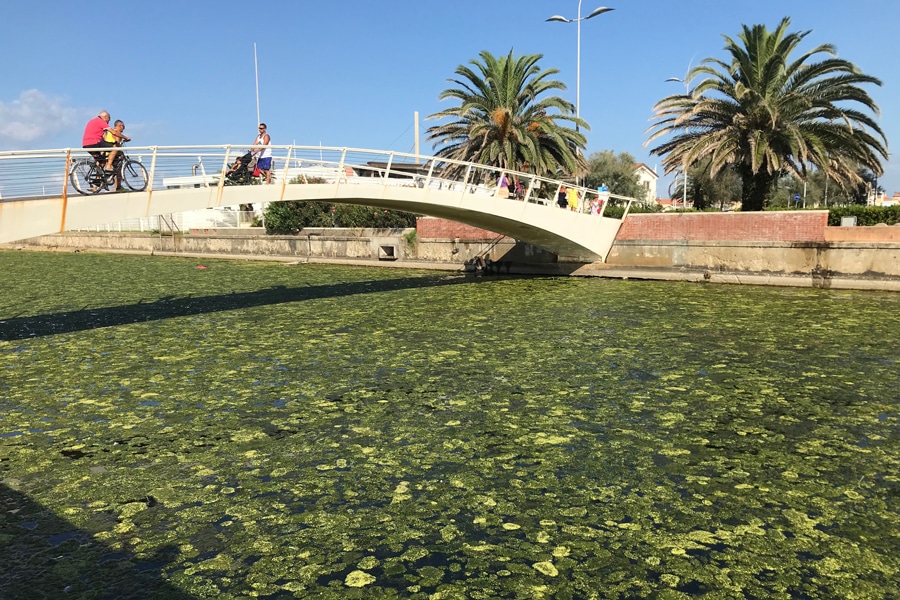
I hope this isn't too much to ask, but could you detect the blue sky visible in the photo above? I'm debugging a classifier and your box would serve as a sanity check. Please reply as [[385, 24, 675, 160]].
[[2, 0, 897, 197]]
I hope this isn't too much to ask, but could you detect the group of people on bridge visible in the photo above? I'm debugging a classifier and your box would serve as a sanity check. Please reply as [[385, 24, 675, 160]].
[[558, 184, 609, 215], [81, 111, 274, 187], [496, 171, 608, 215]]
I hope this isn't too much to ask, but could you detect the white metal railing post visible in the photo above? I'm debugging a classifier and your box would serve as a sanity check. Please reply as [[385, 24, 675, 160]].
[[380, 152, 394, 193], [335, 148, 348, 193], [215, 145, 230, 207], [218, 146, 230, 192], [147, 147, 158, 193], [337, 148, 347, 176], [425, 159, 435, 189], [198, 157, 208, 187], [281, 145, 293, 185], [59, 148, 72, 232], [384, 152, 394, 180], [461, 164, 472, 198], [62, 148, 71, 200], [524, 176, 537, 204]]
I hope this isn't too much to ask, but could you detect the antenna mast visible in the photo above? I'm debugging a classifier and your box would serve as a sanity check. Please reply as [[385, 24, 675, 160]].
[[414, 111, 420, 163], [254, 43, 260, 126]]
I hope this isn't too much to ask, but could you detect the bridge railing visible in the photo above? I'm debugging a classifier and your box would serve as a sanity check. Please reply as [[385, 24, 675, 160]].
[[0, 145, 635, 218]]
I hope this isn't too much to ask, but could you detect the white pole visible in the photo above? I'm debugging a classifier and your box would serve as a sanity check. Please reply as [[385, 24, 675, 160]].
[[254, 43, 260, 126], [576, 0, 582, 125], [414, 111, 420, 163], [574, 2, 584, 187]]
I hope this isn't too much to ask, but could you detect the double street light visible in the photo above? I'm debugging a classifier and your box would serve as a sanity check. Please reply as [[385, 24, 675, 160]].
[[546, 4, 615, 127], [546, 4, 615, 186]]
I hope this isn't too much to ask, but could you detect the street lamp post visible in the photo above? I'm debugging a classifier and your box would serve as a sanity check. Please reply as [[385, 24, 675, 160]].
[[547, 4, 615, 186], [664, 72, 691, 210]]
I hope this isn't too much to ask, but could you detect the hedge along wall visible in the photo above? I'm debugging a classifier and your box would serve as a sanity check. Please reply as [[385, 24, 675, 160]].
[[614, 211, 829, 243]]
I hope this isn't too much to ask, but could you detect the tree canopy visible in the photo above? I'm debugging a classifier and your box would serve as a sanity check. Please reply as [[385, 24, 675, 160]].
[[646, 17, 888, 211], [426, 49, 587, 179], [582, 150, 647, 202], [672, 161, 742, 211]]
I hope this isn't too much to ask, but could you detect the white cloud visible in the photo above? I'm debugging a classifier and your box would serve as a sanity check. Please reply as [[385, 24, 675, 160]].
[[0, 90, 79, 145]]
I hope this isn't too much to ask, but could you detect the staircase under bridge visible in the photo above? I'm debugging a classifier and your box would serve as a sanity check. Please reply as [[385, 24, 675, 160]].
[[0, 145, 637, 262]]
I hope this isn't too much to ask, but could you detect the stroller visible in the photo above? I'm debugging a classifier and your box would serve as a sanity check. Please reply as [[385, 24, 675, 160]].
[[225, 152, 257, 185]]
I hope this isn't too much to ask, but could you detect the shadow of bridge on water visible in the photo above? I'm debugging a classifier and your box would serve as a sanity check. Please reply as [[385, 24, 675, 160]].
[[0, 483, 195, 600], [0, 273, 529, 342]]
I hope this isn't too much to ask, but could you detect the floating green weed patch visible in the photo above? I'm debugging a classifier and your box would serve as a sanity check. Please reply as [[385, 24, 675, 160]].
[[1, 251, 898, 598]]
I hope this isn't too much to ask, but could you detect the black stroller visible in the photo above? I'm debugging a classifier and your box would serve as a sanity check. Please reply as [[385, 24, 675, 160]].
[[224, 152, 257, 185]]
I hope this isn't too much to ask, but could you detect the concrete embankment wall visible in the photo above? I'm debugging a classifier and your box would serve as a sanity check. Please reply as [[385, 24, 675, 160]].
[[414, 212, 900, 289], [595, 211, 900, 290], [5, 212, 900, 291]]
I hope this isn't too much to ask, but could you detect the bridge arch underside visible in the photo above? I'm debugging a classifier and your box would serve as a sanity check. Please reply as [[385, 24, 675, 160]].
[[1, 183, 622, 262], [317, 184, 617, 261]]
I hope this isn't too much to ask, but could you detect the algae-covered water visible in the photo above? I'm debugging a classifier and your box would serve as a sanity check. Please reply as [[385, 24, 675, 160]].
[[0, 250, 897, 599]]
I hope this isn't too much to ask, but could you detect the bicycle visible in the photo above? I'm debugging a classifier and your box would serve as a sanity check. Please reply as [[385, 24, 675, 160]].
[[69, 145, 148, 195]]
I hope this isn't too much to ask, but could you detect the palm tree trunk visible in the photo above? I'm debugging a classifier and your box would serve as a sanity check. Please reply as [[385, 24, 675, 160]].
[[739, 168, 775, 211]]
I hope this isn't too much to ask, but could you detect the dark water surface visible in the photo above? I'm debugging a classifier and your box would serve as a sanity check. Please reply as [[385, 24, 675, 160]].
[[1, 251, 897, 599]]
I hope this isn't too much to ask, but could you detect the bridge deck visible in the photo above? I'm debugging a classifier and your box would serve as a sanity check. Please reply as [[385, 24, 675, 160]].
[[0, 145, 635, 261]]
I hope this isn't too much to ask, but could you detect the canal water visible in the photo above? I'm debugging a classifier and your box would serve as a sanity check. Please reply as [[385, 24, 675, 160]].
[[1, 251, 897, 599]]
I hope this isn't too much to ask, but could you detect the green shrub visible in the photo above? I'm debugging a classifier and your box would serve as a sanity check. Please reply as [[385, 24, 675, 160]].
[[263, 201, 418, 234], [827, 205, 900, 226], [602, 203, 660, 219], [288, 175, 327, 185]]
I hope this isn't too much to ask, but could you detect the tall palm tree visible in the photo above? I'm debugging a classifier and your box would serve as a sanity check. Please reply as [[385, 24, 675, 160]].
[[645, 17, 888, 211], [426, 49, 587, 179]]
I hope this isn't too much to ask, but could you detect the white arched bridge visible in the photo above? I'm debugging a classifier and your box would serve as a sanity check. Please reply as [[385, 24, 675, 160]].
[[0, 145, 636, 261]]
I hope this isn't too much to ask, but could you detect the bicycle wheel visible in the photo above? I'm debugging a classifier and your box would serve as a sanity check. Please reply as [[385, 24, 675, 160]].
[[69, 159, 101, 195], [121, 159, 148, 191]]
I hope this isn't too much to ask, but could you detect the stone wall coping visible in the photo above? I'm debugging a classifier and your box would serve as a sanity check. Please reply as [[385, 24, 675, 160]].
[[612, 239, 900, 249]]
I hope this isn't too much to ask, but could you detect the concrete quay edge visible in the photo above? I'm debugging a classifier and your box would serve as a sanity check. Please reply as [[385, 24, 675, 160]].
[[4, 242, 899, 292]]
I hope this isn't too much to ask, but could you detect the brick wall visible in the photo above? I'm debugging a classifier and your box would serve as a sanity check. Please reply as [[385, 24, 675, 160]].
[[615, 211, 829, 243], [417, 212, 832, 244], [416, 217, 506, 240]]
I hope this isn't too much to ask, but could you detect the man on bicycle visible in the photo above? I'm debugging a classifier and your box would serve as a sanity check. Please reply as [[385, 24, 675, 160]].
[[81, 110, 130, 176]]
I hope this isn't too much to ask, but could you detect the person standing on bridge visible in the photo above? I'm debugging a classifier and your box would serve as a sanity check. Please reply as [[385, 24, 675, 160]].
[[496, 172, 510, 199], [557, 186, 568, 209], [566, 186, 580, 212], [251, 123, 272, 184]]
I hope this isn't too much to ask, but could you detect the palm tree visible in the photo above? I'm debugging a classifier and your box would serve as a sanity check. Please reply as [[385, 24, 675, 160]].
[[645, 17, 888, 211], [426, 49, 587, 179]]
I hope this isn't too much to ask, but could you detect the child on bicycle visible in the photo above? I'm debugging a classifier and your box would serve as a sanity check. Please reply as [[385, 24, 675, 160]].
[[104, 120, 129, 190]]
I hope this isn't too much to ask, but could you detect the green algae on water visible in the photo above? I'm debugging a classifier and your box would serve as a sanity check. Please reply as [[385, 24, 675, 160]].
[[1, 250, 898, 598]]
